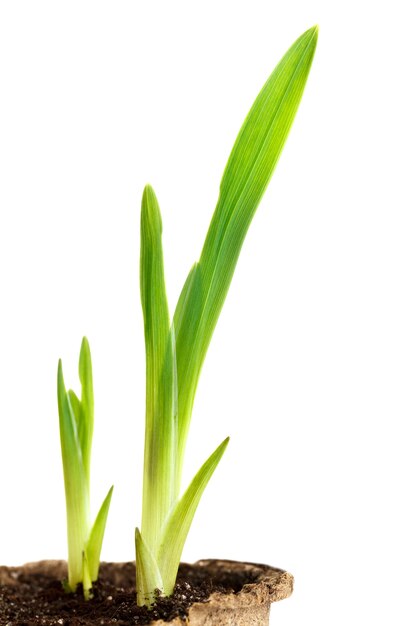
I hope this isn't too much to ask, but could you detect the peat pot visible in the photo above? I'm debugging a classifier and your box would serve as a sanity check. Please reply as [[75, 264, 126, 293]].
[[0, 559, 293, 625]]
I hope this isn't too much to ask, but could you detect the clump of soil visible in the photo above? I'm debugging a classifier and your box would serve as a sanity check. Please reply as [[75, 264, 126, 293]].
[[0, 560, 261, 625]]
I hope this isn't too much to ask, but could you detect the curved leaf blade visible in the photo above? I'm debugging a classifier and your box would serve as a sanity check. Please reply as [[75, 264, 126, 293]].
[[86, 485, 114, 582], [158, 437, 229, 595], [174, 26, 318, 467]]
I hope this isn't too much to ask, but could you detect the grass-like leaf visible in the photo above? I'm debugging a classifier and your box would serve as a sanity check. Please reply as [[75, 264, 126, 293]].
[[135, 528, 164, 606], [78, 337, 94, 486], [86, 485, 114, 582], [137, 25, 317, 606], [58, 338, 113, 598], [58, 360, 89, 591], [174, 25, 318, 470], [157, 437, 229, 595], [82, 552, 93, 600], [140, 185, 177, 555]]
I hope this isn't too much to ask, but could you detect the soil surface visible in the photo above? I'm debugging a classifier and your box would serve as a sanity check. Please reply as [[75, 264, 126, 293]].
[[0, 560, 268, 626]]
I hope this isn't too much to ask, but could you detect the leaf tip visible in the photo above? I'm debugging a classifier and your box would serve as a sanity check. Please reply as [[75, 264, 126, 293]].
[[141, 183, 162, 234], [80, 336, 91, 361], [218, 436, 230, 457], [57, 359, 64, 389], [81, 336, 90, 350], [303, 24, 319, 49], [293, 24, 318, 57], [142, 184, 157, 210], [309, 24, 319, 43]]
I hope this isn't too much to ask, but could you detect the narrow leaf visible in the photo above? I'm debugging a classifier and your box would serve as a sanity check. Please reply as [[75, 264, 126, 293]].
[[78, 337, 94, 485], [86, 485, 114, 582], [158, 437, 229, 595], [174, 26, 318, 470], [172, 263, 203, 487], [57, 360, 90, 591], [68, 389, 82, 427], [140, 185, 177, 553], [135, 528, 164, 607], [82, 551, 93, 600]]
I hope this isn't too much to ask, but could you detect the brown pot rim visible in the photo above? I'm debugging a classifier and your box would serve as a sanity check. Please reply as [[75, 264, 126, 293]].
[[188, 558, 293, 604], [0, 559, 293, 625]]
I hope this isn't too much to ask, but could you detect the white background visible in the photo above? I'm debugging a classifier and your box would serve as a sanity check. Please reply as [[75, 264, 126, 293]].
[[0, 1, 392, 625]]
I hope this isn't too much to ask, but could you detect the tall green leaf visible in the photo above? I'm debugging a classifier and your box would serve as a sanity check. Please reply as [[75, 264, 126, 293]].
[[78, 336, 94, 487], [172, 263, 203, 492], [174, 26, 318, 469], [57, 360, 90, 591], [140, 185, 177, 553]]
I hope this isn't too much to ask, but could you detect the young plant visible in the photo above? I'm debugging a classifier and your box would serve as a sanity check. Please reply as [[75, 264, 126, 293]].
[[136, 25, 318, 606], [57, 337, 113, 599]]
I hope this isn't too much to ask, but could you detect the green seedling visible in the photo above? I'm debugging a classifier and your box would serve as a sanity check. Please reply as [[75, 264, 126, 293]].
[[136, 25, 318, 606], [57, 337, 113, 599]]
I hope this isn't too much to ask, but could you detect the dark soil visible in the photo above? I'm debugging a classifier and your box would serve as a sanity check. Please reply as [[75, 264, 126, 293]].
[[0, 560, 261, 626]]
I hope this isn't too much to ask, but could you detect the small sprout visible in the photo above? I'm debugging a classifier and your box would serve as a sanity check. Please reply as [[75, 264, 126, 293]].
[[136, 25, 318, 605], [57, 337, 113, 599]]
